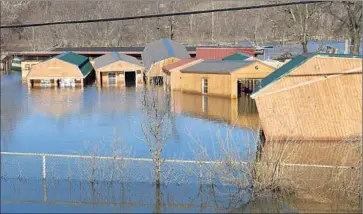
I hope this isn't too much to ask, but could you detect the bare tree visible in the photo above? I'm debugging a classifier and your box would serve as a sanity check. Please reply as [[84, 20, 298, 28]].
[[329, 1, 362, 55], [285, 3, 324, 53], [140, 86, 172, 186]]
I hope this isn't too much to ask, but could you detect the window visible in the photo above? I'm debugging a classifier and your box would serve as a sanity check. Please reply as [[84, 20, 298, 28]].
[[202, 78, 208, 94], [108, 72, 116, 85], [40, 79, 51, 88], [202, 95, 208, 113], [60, 79, 75, 88]]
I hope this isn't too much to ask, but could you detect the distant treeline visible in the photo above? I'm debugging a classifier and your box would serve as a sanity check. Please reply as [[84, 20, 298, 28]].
[[1, 1, 361, 54]]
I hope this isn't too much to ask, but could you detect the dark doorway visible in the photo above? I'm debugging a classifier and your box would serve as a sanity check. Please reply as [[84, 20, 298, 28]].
[[237, 80, 242, 97], [125, 71, 136, 87]]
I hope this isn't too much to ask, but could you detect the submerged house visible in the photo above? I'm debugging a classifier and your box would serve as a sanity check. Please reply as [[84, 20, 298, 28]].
[[162, 58, 203, 91], [27, 52, 94, 88], [142, 38, 190, 84], [251, 54, 362, 141], [93, 52, 144, 87], [179, 60, 275, 98]]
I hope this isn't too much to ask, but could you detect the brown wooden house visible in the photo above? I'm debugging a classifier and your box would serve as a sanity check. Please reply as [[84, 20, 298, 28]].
[[251, 54, 362, 141], [179, 60, 275, 98], [162, 58, 204, 91], [142, 38, 190, 84], [93, 52, 144, 87], [27, 52, 94, 88]]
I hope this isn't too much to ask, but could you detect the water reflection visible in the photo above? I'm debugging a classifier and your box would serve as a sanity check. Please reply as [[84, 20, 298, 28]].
[[1, 73, 256, 160], [170, 91, 260, 130], [28, 88, 83, 118]]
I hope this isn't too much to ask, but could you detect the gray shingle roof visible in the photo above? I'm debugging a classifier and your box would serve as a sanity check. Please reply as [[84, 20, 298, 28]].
[[180, 60, 255, 74], [93, 52, 142, 69], [142, 38, 190, 70]]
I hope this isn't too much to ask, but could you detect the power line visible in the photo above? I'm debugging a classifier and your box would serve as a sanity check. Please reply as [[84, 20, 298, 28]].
[[0, 1, 327, 29]]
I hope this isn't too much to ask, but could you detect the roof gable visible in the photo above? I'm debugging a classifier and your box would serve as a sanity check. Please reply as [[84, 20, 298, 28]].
[[142, 38, 190, 70], [251, 53, 362, 98], [94, 52, 142, 70], [163, 58, 201, 71]]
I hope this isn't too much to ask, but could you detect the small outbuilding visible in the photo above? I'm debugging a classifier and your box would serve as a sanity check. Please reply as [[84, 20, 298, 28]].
[[162, 58, 203, 91], [27, 52, 94, 88], [142, 38, 190, 84], [93, 52, 144, 87], [179, 60, 275, 98], [251, 54, 362, 141]]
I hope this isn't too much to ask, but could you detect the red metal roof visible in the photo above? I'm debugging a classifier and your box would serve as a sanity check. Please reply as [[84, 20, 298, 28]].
[[196, 47, 255, 60], [163, 58, 200, 71]]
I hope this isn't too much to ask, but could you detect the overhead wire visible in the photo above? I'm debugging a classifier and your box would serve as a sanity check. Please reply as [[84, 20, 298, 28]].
[[0, 0, 327, 29]]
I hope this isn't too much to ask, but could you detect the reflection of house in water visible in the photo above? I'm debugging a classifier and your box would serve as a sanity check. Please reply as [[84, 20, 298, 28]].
[[28, 88, 83, 118], [170, 91, 260, 130], [93, 87, 140, 114]]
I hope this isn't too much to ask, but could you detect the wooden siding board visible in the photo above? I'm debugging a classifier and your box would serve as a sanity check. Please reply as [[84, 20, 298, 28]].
[[256, 68, 362, 140]]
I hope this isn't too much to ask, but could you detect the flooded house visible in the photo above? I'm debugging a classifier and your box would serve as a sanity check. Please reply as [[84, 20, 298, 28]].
[[92, 52, 144, 87], [142, 38, 190, 84], [27, 52, 95, 88], [178, 60, 276, 98], [251, 54, 362, 141], [162, 58, 203, 91]]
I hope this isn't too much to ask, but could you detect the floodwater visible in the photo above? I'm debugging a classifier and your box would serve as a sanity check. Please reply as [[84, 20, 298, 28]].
[[1, 72, 262, 212], [1, 72, 361, 213], [1, 72, 258, 159]]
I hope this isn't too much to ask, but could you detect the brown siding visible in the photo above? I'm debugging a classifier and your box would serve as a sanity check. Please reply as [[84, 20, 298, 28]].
[[148, 58, 180, 77], [164, 59, 204, 91], [254, 57, 362, 140], [180, 72, 232, 97], [21, 60, 42, 81], [95, 61, 144, 87], [179, 61, 275, 98], [27, 58, 83, 79]]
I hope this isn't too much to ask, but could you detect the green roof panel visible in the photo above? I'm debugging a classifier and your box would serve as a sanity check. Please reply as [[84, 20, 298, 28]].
[[56, 52, 88, 66], [222, 53, 251, 61], [54, 52, 93, 77], [79, 61, 93, 77]]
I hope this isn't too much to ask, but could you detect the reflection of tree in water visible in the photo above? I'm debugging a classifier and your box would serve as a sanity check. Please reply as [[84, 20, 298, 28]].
[[1, 73, 26, 147]]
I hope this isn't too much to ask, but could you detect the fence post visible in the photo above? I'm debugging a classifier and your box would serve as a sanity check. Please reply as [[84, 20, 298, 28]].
[[42, 155, 46, 180]]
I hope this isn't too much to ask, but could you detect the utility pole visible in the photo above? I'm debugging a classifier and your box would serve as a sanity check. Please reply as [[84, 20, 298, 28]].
[[211, 0, 215, 42]]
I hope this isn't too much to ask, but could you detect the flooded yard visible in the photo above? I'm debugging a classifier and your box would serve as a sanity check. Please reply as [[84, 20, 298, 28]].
[[1, 72, 258, 159], [1, 72, 361, 213]]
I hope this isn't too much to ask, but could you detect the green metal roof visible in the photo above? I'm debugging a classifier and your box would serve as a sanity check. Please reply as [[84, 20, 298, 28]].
[[55, 52, 93, 77], [222, 53, 251, 61], [252, 53, 362, 97]]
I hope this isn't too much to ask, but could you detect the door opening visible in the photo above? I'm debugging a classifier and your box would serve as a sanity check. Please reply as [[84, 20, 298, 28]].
[[125, 71, 136, 87]]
